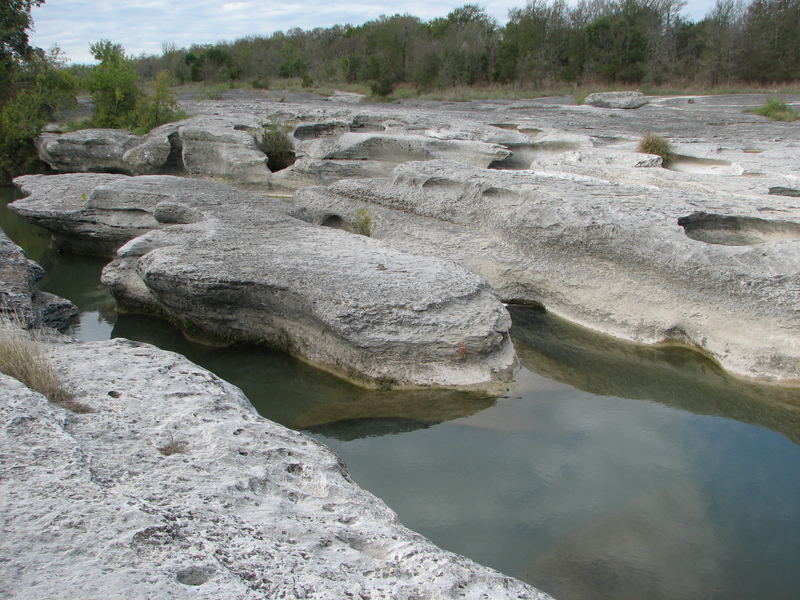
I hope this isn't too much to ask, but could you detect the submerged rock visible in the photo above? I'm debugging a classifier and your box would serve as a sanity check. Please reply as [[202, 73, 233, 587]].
[[295, 159, 800, 383], [0, 338, 550, 599], [0, 230, 77, 329], [11, 173, 515, 390]]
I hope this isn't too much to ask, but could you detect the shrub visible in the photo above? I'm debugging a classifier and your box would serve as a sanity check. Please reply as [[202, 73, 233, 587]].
[[87, 40, 140, 128], [638, 132, 674, 167], [745, 98, 798, 122], [0, 65, 77, 182], [251, 78, 270, 89], [256, 120, 296, 172], [370, 77, 395, 99], [0, 318, 91, 413], [131, 70, 185, 134]]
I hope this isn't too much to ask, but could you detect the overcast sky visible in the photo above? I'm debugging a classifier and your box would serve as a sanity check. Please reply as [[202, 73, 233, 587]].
[[30, 0, 721, 64]]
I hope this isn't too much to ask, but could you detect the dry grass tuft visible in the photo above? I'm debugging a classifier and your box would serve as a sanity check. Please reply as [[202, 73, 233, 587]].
[[158, 433, 188, 456], [638, 132, 674, 167], [0, 318, 92, 413]]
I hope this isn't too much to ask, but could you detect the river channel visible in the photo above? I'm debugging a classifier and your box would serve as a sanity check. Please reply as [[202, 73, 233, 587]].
[[3, 186, 799, 600]]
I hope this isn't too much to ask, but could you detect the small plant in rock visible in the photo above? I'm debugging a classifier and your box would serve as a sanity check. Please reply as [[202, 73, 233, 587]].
[[158, 432, 188, 455], [638, 132, 674, 167], [256, 120, 296, 172], [745, 98, 798, 122], [353, 208, 373, 237], [0, 317, 92, 413]]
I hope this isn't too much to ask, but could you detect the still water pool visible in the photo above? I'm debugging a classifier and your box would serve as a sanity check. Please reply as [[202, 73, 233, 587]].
[[3, 186, 800, 600]]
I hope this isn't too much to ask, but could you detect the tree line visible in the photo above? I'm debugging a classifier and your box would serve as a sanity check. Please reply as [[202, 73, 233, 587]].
[[132, 0, 800, 91]]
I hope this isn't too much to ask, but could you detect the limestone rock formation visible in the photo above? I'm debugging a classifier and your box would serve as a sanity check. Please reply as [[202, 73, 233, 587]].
[[584, 91, 649, 109], [12, 173, 155, 256], [36, 128, 141, 173], [0, 338, 550, 599], [35, 116, 273, 183], [11, 174, 515, 390], [0, 231, 77, 329], [294, 159, 800, 383]]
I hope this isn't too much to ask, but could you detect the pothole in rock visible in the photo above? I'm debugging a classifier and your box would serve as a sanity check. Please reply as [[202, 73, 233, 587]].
[[176, 566, 214, 586], [668, 155, 733, 174], [294, 122, 345, 140], [489, 123, 520, 131], [678, 212, 800, 245], [489, 141, 580, 170], [320, 214, 355, 233]]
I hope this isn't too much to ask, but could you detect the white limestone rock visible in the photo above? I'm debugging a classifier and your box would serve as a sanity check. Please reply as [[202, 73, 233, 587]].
[[11, 173, 515, 391], [36, 128, 141, 173], [294, 159, 800, 383]]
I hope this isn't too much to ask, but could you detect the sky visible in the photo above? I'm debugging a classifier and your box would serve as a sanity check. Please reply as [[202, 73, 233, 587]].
[[30, 0, 721, 64]]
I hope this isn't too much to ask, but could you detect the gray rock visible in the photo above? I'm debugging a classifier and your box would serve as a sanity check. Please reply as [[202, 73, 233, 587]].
[[0, 230, 77, 329], [12, 173, 155, 256], [177, 115, 272, 183], [584, 91, 649, 109], [121, 122, 179, 174], [294, 159, 800, 383], [36, 128, 141, 173], [11, 173, 515, 391], [0, 338, 551, 599], [306, 131, 511, 168]]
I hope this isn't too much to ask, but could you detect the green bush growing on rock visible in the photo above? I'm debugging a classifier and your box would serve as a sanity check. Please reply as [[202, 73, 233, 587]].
[[638, 132, 674, 167], [256, 120, 296, 172], [745, 98, 798, 122]]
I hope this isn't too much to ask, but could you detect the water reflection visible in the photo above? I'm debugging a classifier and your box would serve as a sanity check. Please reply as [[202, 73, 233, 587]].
[[112, 313, 494, 433], [509, 305, 800, 444]]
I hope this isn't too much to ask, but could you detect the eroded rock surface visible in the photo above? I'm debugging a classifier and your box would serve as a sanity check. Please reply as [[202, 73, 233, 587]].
[[294, 159, 800, 383], [0, 338, 550, 599], [0, 231, 76, 328], [11, 174, 514, 390]]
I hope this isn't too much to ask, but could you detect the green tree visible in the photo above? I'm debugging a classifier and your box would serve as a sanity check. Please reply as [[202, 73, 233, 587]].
[[88, 40, 140, 128], [1, 0, 44, 101]]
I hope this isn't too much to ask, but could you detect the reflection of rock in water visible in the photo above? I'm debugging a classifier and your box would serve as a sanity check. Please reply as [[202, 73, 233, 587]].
[[113, 313, 497, 440], [304, 417, 438, 441], [292, 390, 496, 439], [509, 306, 800, 445], [525, 482, 724, 600]]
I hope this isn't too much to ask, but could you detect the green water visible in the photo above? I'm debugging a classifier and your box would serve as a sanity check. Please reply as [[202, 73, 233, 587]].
[[3, 185, 800, 600]]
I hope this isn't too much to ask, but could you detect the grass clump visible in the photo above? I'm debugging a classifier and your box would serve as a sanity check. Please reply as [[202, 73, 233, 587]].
[[0, 319, 92, 413], [745, 98, 798, 122], [256, 120, 296, 172], [638, 132, 674, 167], [353, 208, 373, 237]]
